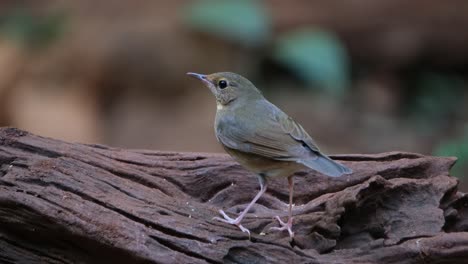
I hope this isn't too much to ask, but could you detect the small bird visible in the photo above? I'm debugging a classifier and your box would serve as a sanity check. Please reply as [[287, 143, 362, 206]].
[[187, 72, 352, 239]]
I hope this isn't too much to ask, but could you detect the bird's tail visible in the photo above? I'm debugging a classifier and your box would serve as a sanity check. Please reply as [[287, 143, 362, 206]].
[[298, 154, 352, 177]]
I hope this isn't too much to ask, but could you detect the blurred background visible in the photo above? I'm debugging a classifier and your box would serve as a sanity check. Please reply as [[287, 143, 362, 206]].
[[1, 0, 468, 189]]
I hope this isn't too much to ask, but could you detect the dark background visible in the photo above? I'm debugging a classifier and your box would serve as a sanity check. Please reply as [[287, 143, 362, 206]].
[[1, 0, 467, 189]]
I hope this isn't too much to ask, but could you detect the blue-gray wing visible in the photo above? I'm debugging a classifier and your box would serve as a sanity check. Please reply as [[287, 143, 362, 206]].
[[216, 102, 352, 177], [215, 104, 319, 160]]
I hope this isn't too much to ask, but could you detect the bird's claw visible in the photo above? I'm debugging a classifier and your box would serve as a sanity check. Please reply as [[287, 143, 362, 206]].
[[213, 210, 251, 238], [270, 216, 294, 238]]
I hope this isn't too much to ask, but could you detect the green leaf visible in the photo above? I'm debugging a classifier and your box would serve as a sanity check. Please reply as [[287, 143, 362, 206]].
[[185, 0, 271, 47], [273, 28, 349, 95]]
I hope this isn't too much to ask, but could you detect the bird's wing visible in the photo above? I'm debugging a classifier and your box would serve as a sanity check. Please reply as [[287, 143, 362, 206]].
[[216, 101, 352, 177], [216, 105, 320, 160], [278, 114, 321, 153]]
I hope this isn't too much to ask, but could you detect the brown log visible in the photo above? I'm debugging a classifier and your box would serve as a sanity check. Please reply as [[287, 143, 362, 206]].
[[0, 127, 467, 263]]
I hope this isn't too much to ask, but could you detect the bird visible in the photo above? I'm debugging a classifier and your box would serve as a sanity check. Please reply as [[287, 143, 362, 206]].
[[187, 72, 352, 239]]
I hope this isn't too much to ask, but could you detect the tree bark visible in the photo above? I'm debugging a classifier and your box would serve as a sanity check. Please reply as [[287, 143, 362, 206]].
[[0, 127, 467, 263]]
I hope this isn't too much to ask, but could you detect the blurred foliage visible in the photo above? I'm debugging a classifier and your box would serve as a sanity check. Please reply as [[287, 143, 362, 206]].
[[273, 29, 349, 96], [185, 1, 349, 96], [0, 9, 66, 50], [408, 72, 465, 124], [409, 72, 467, 178], [185, 0, 271, 47], [434, 128, 468, 178]]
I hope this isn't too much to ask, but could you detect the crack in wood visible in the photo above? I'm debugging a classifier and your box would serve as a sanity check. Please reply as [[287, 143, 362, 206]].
[[48, 181, 211, 244]]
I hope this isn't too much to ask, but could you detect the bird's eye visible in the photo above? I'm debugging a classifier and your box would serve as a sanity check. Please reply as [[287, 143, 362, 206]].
[[218, 80, 228, 89]]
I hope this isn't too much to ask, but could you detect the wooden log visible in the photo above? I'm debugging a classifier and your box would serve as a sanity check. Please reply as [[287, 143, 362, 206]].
[[0, 127, 467, 263]]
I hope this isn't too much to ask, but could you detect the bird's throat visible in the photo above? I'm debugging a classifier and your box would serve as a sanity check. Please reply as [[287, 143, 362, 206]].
[[216, 97, 237, 110]]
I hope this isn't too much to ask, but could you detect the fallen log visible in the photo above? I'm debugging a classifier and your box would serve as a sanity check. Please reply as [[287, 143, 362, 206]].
[[0, 127, 467, 263]]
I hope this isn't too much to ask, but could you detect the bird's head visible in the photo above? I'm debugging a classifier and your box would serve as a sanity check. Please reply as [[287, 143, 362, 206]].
[[187, 72, 262, 107]]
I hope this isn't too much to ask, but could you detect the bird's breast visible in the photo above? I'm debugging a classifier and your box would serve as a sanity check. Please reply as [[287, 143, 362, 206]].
[[223, 146, 302, 178]]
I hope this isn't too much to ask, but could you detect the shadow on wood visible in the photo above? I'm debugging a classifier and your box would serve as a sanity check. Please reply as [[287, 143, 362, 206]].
[[0, 127, 467, 263]]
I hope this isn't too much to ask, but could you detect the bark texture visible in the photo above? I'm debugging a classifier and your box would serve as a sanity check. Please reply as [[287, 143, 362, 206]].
[[0, 127, 467, 263]]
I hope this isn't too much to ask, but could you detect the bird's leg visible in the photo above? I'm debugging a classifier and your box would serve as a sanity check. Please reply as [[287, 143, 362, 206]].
[[270, 175, 294, 239], [214, 175, 267, 236]]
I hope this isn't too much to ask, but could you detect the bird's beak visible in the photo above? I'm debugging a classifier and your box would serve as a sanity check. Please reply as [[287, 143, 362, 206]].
[[187, 72, 206, 80], [187, 72, 212, 86]]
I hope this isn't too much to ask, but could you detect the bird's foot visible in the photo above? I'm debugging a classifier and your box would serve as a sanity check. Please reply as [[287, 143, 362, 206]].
[[213, 209, 251, 237], [270, 216, 294, 239]]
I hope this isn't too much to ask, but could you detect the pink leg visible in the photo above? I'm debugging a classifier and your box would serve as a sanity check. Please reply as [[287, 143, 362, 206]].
[[214, 176, 267, 237], [270, 175, 294, 238]]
